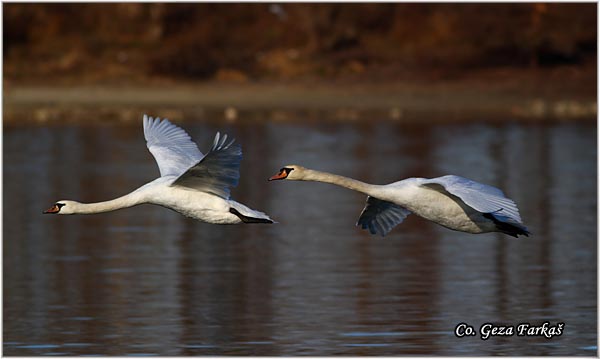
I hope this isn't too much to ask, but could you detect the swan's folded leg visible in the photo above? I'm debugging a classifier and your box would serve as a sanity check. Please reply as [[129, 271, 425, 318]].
[[482, 213, 530, 238], [229, 208, 274, 224], [228, 200, 275, 224]]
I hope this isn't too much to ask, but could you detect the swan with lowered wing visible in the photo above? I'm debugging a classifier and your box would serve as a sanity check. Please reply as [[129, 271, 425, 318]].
[[269, 165, 528, 237]]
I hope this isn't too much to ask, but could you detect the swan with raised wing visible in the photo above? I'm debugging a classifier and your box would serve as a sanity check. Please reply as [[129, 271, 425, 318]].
[[44, 115, 274, 224], [269, 165, 528, 237]]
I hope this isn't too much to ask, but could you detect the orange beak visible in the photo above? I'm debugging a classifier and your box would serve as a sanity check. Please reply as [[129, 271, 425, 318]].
[[268, 171, 288, 181], [43, 205, 60, 214]]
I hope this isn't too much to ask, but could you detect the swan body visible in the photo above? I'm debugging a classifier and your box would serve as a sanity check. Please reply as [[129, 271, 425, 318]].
[[45, 115, 273, 225], [269, 165, 529, 237]]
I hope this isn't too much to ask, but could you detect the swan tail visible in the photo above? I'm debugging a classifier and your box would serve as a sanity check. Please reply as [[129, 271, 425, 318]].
[[229, 208, 274, 224], [483, 213, 530, 238], [228, 201, 275, 224]]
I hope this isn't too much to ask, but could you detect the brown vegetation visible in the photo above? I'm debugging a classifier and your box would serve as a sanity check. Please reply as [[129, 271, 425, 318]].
[[3, 3, 596, 85]]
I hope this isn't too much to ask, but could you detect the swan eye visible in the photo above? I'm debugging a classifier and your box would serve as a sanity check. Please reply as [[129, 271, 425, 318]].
[[281, 167, 293, 174], [56, 203, 65, 208]]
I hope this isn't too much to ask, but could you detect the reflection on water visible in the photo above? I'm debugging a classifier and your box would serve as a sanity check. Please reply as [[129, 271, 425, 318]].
[[3, 116, 597, 355]]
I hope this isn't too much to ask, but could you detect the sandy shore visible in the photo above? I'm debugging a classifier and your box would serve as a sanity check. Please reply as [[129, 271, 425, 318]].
[[4, 77, 596, 124]]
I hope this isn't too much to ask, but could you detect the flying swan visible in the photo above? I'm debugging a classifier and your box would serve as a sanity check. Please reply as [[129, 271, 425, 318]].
[[44, 115, 274, 224], [269, 165, 529, 237]]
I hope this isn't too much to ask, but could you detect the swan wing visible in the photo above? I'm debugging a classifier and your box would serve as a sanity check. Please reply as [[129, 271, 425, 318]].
[[420, 175, 523, 223], [171, 132, 241, 199], [143, 115, 204, 177], [356, 196, 412, 236]]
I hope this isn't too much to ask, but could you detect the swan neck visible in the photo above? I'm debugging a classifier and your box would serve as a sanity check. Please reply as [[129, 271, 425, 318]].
[[301, 169, 379, 195], [72, 191, 144, 214]]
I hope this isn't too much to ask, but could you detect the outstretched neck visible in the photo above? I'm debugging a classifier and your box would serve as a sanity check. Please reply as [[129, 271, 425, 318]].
[[69, 191, 145, 214], [299, 168, 381, 196]]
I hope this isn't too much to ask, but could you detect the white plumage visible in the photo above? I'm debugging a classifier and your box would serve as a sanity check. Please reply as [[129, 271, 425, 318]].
[[143, 115, 204, 177], [44, 115, 274, 225], [420, 175, 522, 224], [269, 165, 529, 237]]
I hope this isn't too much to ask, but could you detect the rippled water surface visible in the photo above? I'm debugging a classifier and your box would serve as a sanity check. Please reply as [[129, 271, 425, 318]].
[[3, 116, 597, 355]]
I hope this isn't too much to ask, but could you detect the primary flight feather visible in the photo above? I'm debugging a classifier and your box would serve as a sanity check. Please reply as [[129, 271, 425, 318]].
[[44, 115, 274, 225], [269, 165, 528, 237]]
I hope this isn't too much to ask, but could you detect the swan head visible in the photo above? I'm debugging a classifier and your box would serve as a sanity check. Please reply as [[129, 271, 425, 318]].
[[43, 200, 77, 215], [268, 165, 305, 181]]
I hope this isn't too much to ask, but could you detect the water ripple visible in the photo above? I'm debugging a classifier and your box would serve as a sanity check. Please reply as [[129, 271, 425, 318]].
[[340, 332, 406, 337], [340, 343, 392, 347], [16, 344, 61, 349]]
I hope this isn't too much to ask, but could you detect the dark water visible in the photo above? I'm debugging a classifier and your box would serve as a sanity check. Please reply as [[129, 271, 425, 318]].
[[3, 117, 597, 355]]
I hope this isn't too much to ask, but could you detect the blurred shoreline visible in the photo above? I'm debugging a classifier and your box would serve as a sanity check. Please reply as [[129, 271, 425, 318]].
[[4, 4, 596, 125], [4, 65, 596, 125]]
